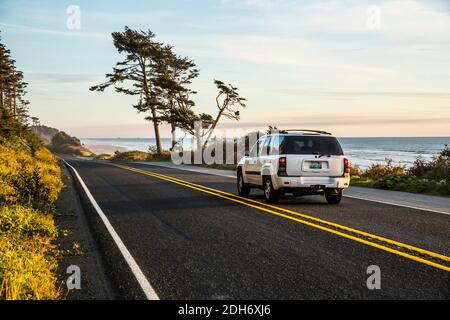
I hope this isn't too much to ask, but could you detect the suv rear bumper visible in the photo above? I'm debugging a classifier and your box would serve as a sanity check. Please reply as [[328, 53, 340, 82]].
[[272, 176, 350, 190]]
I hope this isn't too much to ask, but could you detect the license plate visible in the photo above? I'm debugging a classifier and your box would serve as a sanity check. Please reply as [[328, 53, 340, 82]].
[[309, 162, 322, 169]]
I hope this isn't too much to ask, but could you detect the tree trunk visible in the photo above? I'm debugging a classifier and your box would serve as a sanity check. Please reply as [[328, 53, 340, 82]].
[[151, 106, 162, 154], [194, 121, 203, 164], [12, 85, 16, 118], [203, 111, 222, 149], [170, 122, 176, 150], [169, 96, 177, 151]]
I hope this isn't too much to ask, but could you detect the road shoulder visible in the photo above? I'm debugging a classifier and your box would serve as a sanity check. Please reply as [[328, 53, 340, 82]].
[[55, 162, 116, 299]]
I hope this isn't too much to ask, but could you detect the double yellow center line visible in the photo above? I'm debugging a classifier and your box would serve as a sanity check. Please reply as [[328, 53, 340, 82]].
[[111, 163, 450, 272]]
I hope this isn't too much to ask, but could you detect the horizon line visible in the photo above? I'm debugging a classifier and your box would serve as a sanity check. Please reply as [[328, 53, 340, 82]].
[[79, 135, 450, 139]]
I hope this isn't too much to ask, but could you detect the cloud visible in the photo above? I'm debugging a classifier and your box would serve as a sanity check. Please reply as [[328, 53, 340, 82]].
[[172, 34, 396, 77], [222, 0, 282, 8], [84, 10, 177, 25], [26, 73, 104, 84], [219, 0, 450, 43], [0, 22, 110, 40], [281, 89, 450, 99], [216, 117, 450, 131]]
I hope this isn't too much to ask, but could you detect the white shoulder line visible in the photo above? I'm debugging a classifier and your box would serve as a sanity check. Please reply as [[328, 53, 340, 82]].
[[344, 195, 450, 216], [63, 160, 159, 300]]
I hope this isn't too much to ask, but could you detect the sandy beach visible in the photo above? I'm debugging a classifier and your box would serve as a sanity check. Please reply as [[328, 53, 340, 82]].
[[82, 144, 128, 155]]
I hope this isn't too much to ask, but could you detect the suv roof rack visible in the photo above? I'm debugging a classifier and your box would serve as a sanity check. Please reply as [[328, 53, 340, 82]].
[[277, 129, 332, 135]]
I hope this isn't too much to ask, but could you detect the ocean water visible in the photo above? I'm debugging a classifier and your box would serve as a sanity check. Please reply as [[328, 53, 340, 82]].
[[337, 137, 449, 168], [80, 137, 450, 168]]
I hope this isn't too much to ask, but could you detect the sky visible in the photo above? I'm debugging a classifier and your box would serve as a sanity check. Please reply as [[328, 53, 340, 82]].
[[0, 0, 449, 138]]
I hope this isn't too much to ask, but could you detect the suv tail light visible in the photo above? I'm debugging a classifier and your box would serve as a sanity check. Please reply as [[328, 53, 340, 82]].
[[278, 157, 287, 176], [343, 158, 350, 176]]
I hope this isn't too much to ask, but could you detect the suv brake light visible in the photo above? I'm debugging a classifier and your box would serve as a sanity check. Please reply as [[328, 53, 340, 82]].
[[343, 158, 350, 176], [278, 157, 287, 176]]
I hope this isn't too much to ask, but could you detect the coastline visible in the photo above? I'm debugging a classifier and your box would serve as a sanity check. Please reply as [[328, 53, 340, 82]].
[[81, 136, 450, 168], [82, 144, 128, 155]]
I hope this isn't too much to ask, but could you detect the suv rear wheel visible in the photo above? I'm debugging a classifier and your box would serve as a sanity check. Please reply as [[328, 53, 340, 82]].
[[237, 171, 250, 196], [264, 176, 279, 203], [325, 188, 342, 204]]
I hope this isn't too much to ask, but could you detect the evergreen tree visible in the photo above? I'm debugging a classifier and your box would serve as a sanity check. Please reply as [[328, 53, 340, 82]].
[[156, 50, 200, 150], [0, 33, 30, 137], [90, 27, 168, 154]]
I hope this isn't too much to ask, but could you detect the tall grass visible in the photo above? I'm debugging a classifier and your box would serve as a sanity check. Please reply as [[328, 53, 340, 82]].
[[0, 136, 63, 300], [0, 206, 59, 300]]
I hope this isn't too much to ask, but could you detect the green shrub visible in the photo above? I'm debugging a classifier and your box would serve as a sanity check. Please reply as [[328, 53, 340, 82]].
[[409, 145, 450, 181], [110, 150, 151, 161], [94, 153, 112, 160], [363, 158, 406, 180], [150, 150, 172, 161], [0, 138, 63, 209], [350, 147, 450, 196]]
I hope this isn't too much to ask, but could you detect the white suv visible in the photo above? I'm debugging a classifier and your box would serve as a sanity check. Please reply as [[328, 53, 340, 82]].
[[237, 130, 350, 204]]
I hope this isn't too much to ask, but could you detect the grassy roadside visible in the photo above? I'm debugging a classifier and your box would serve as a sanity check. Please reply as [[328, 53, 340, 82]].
[[94, 150, 172, 162], [0, 135, 64, 299]]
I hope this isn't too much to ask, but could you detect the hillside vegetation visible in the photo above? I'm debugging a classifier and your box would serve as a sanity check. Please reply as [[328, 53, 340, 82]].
[[50, 131, 93, 156], [30, 125, 59, 145], [32, 125, 93, 157], [1, 35, 63, 299], [0, 134, 64, 300]]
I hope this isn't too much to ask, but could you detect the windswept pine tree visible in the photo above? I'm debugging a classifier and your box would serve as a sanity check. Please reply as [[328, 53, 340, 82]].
[[90, 27, 207, 153], [202, 80, 247, 148], [156, 52, 200, 150], [90, 27, 167, 153]]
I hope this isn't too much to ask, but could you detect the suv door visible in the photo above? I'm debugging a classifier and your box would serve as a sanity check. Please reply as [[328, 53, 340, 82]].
[[254, 136, 272, 186], [245, 137, 265, 185]]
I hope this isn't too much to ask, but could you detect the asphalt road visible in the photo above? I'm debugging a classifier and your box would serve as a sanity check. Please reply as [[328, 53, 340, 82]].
[[63, 157, 450, 299]]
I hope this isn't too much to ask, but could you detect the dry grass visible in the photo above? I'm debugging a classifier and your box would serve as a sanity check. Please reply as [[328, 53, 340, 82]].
[[94, 153, 112, 160], [0, 137, 63, 299], [0, 206, 59, 300], [110, 150, 151, 161]]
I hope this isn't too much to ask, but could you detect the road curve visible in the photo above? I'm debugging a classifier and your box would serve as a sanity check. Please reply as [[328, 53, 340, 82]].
[[63, 157, 450, 299]]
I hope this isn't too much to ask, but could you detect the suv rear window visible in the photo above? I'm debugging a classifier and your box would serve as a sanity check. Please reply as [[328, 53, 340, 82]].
[[278, 135, 344, 155]]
